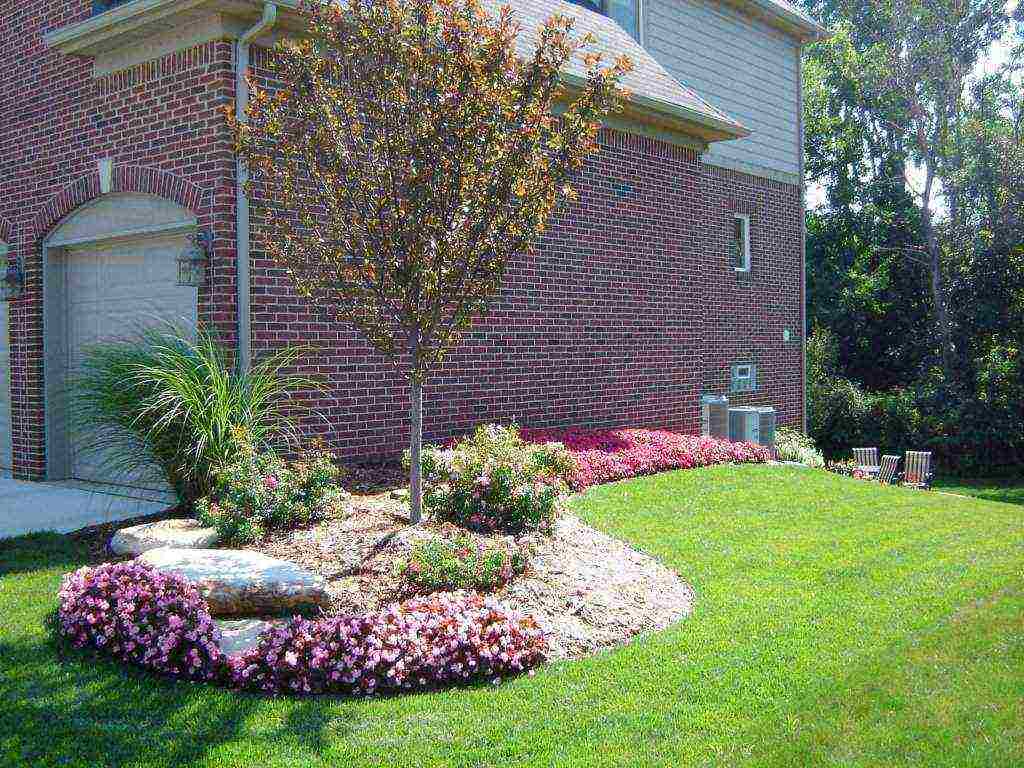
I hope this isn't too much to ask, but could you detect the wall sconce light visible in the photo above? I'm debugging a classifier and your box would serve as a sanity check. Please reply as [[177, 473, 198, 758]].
[[1, 254, 24, 302], [177, 230, 212, 288]]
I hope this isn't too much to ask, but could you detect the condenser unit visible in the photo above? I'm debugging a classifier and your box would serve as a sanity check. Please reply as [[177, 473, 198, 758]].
[[728, 406, 776, 447], [701, 395, 729, 439]]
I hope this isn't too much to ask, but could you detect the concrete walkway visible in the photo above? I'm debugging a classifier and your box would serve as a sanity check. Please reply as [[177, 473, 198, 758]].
[[0, 477, 173, 539]]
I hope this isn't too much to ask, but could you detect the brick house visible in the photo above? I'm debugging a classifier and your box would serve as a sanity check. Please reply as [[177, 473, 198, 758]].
[[0, 0, 824, 484]]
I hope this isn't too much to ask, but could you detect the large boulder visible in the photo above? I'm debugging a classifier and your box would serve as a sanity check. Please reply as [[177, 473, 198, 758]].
[[139, 548, 330, 616], [110, 519, 220, 556]]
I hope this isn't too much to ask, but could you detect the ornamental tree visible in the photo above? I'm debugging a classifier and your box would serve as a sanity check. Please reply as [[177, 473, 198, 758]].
[[232, 0, 630, 522]]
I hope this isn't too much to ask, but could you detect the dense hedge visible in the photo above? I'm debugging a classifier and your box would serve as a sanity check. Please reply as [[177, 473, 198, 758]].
[[808, 327, 1024, 475]]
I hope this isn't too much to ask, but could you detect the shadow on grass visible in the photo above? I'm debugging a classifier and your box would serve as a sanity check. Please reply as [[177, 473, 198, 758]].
[[0, 532, 89, 578], [0, 631, 269, 768], [935, 477, 1024, 507]]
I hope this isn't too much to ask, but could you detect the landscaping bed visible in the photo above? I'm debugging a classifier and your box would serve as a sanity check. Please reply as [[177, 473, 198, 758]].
[[60, 424, 720, 696], [248, 491, 693, 660]]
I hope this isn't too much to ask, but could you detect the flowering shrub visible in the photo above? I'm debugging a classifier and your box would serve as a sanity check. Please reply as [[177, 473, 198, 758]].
[[774, 427, 826, 468], [196, 441, 348, 544], [520, 427, 773, 490], [228, 591, 547, 695], [414, 424, 576, 534], [825, 459, 866, 478], [58, 561, 224, 681], [399, 526, 529, 594]]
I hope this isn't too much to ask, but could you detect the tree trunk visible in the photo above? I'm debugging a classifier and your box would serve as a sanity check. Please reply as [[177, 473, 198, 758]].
[[408, 361, 424, 526], [921, 229, 953, 376], [920, 166, 955, 377]]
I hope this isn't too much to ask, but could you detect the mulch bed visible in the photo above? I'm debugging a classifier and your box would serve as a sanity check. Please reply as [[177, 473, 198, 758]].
[[247, 488, 694, 660], [73, 459, 694, 661]]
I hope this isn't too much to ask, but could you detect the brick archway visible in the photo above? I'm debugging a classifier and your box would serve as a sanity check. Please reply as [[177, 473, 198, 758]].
[[32, 165, 208, 238]]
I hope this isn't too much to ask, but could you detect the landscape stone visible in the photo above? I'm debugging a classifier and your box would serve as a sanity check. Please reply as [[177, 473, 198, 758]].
[[216, 618, 274, 656], [139, 548, 330, 616], [110, 518, 221, 556]]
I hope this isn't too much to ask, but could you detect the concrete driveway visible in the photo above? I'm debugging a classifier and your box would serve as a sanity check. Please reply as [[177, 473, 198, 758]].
[[0, 477, 173, 539]]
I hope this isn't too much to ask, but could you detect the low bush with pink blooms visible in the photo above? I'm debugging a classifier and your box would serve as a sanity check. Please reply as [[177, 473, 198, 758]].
[[58, 561, 224, 682], [228, 591, 547, 695], [520, 427, 773, 490], [58, 562, 547, 696], [398, 525, 530, 595], [413, 424, 576, 534], [195, 439, 348, 544]]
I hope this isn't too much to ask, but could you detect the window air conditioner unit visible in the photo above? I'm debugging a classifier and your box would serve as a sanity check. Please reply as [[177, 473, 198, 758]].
[[701, 394, 729, 439], [728, 406, 776, 447]]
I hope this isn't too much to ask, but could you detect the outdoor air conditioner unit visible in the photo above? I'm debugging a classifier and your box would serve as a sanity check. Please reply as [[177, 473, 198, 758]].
[[701, 395, 729, 439], [728, 406, 776, 447]]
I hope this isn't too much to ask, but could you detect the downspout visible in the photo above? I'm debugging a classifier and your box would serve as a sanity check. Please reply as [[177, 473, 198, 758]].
[[797, 45, 808, 433], [235, 2, 278, 372]]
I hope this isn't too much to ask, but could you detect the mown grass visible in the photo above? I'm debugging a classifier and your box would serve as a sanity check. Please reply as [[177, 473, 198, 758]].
[[935, 475, 1024, 506], [2, 466, 1023, 767]]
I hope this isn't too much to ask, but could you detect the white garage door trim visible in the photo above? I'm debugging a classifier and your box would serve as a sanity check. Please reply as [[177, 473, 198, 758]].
[[0, 241, 11, 472], [43, 193, 199, 485]]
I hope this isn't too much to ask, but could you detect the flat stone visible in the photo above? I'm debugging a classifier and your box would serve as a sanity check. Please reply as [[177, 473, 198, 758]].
[[110, 518, 221, 556], [139, 548, 330, 616], [216, 618, 274, 656]]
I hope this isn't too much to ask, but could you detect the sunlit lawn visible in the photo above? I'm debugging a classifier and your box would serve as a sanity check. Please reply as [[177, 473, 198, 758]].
[[2, 466, 1023, 767]]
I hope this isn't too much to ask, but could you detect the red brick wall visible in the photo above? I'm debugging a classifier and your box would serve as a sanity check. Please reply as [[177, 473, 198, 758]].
[[700, 164, 805, 429], [248, 127, 709, 459], [0, 0, 236, 478], [1, 14, 804, 475]]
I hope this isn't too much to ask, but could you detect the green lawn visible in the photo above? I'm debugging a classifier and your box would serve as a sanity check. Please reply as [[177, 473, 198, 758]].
[[2, 466, 1023, 767], [935, 475, 1024, 506]]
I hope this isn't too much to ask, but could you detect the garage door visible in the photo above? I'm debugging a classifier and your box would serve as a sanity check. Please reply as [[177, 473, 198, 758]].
[[65, 233, 197, 487], [0, 242, 11, 471]]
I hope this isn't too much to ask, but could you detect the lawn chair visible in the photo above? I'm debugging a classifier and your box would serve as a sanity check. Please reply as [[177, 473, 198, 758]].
[[852, 447, 880, 478], [877, 454, 901, 485], [902, 451, 933, 490]]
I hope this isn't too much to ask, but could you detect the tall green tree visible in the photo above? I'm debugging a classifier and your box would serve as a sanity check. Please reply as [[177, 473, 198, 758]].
[[803, 0, 1013, 380], [233, 0, 629, 522]]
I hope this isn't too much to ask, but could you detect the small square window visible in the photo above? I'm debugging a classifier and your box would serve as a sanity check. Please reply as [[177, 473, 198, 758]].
[[731, 363, 756, 393], [733, 214, 751, 272]]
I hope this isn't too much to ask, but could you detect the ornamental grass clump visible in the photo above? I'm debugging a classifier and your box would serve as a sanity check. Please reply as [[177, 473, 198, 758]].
[[69, 325, 322, 504], [399, 526, 530, 595], [227, 591, 547, 696], [413, 424, 576, 534], [521, 427, 773, 490], [58, 561, 224, 682], [195, 438, 348, 544]]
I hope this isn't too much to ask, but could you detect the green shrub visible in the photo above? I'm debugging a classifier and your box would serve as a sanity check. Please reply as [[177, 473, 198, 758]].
[[807, 326, 1024, 475], [398, 526, 529, 594], [411, 424, 576, 534], [774, 427, 825, 468], [195, 440, 348, 544], [69, 325, 322, 504]]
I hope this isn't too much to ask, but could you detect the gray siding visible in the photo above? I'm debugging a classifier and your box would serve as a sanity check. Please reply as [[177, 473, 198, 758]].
[[644, 0, 801, 182]]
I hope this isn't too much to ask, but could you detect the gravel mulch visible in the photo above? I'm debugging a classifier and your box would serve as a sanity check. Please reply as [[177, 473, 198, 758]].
[[248, 491, 694, 660]]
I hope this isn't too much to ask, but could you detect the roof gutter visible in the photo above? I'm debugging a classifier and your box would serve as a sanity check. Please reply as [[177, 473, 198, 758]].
[[558, 71, 750, 144], [236, 1, 278, 373]]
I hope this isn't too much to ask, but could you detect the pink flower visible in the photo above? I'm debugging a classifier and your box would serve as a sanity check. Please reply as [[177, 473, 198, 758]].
[[263, 475, 280, 490]]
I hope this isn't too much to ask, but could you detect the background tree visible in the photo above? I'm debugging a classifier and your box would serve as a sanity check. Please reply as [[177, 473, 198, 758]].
[[232, 0, 630, 521], [799, 0, 1024, 472]]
